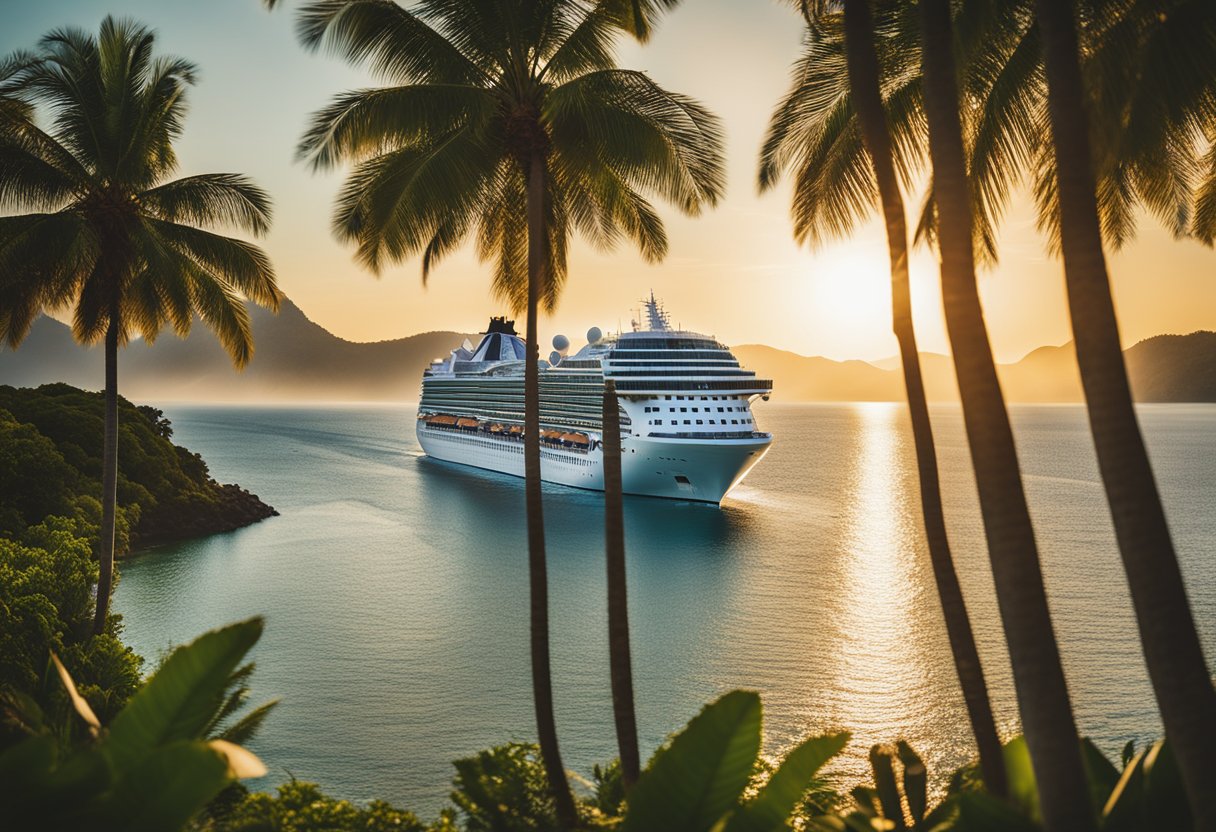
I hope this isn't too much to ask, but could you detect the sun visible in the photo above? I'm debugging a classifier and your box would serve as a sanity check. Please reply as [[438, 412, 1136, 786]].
[[803, 246, 895, 351]]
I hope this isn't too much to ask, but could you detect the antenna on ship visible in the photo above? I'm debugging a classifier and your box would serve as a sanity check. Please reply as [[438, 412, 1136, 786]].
[[641, 290, 671, 331]]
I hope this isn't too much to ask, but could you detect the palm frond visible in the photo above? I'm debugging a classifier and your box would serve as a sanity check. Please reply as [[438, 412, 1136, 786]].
[[331, 124, 500, 273], [546, 69, 725, 214], [143, 217, 281, 310], [295, 0, 486, 84], [139, 174, 273, 236], [539, 2, 622, 83], [187, 266, 256, 368], [297, 82, 495, 171], [1193, 134, 1216, 244], [217, 698, 280, 746], [0, 212, 98, 346]]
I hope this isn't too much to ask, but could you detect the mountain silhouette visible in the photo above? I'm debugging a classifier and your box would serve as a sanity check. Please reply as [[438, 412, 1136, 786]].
[[2, 298, 1212, 402], [0, 297, 471, 402]]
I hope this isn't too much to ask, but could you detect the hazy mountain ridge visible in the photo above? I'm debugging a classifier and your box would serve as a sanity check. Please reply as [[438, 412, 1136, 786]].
[[2, 298, 1212, 402], [0, 298, 474, 401], [735, 331, 1216, 403]]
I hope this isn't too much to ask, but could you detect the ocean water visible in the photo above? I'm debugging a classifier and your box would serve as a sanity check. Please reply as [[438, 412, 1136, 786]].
[[112, 403, 1216, 814]]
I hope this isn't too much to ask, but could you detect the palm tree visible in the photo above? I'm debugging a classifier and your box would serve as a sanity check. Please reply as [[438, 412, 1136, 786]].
[[278, 1, 724, 823], [601, 379, 640, 788], [1032, 0, 1216, 824], [760, 1, 1006, 794], [917, 1, 1093, 829], [0, 18, 280, 636]]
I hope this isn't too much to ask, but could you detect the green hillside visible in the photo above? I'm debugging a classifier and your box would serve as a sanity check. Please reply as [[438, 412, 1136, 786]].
[[0, 384, 276, 553]]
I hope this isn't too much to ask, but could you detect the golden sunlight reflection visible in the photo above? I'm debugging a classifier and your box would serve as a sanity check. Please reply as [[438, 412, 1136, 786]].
[[816, 403, 948, 781]]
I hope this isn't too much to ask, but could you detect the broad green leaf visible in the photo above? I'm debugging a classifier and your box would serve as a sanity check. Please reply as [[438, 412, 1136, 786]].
[[1001, 737, 1040, 823], [724, 732, 850, 832], [1079, 737, 1119, 817], [100, 740, 230, 832], [954, 792, 1041, 832], [623, 690, 762, 832], [896, 741, 926, 824], [868, 745, 906, 829], [0, 734, 56, 784], [0, 739, 109, 830], [105, 618, 263, 773], [1141, 740, 1191, 830], [1102, 746, 1147, 831]]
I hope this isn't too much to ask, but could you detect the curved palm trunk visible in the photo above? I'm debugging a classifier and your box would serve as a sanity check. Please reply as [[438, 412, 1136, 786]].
[[918, 1, 1092, 828], [525, 148, 578, 830], [840, 0, 1005, 797], [602, 379, 640, 788], [92, 305, 119, 635], [1033, 1, 1216, 825]]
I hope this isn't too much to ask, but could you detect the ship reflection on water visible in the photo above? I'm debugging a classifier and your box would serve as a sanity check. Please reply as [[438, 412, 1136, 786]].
[[413, 404, 973, 791]]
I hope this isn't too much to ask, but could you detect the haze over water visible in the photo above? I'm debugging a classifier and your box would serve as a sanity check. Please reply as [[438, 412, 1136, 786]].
[[113, 403, 1216, 814]]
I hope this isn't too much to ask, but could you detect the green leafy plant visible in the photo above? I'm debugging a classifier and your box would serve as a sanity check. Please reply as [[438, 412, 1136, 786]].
[[0, 618, 269, 831], [815, 734, 1192, 832], [621, 690, 849, 832]]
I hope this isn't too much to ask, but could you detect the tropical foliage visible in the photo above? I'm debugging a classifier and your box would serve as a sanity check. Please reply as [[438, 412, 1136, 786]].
[[0, 384, 276, 550], [0, 515, 142, 730], [0, 619, 269, 831]]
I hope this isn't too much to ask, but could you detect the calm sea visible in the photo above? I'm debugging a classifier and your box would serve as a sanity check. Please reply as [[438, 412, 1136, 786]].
[[112, 403, 1216, 814]]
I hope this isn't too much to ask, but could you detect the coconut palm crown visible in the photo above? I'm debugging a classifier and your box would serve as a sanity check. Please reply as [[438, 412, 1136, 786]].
[[290, 0, 725, 310], [0, 17, 280, 360]]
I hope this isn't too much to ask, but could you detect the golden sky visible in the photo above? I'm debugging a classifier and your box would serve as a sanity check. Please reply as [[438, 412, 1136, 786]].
[[7, 0, 1216, 362]]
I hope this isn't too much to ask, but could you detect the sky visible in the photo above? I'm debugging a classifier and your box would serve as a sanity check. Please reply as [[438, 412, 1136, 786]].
[[5, 0, 1215, 363]]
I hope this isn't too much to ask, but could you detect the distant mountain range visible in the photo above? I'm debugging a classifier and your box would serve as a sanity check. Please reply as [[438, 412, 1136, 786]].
[[1, 297, 1213, 402], [0, 298, 472, 401], [734, 332, 1216, 403]]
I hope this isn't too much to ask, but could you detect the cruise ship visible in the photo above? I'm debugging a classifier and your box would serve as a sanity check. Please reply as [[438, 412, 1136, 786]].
[[416, 294, 773, 502]]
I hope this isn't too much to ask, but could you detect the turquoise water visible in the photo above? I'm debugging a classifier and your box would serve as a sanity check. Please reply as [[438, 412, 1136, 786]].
[[113, 403, 1216, 813]]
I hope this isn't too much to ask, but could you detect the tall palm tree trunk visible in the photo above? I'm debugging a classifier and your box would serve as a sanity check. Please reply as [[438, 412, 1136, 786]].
[[1033, 2, 1216, 825], [840, 0, 1005, 797], [92, 304, 120, 635], [918, 1, 1092, 827], [602, 379, 640, 788], [525, 148, 578, 830]]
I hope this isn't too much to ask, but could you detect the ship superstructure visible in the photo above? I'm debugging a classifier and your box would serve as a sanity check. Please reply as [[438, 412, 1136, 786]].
[[416, 294, 773, 502]]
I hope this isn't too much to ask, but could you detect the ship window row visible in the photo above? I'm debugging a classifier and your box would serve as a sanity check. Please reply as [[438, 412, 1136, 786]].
[[605, 360, 740, 369], [644, 405, 747, 414], [662, 395, 743, 401], [615, 379, 773, 392], [605, 369, 756, 378], [648, 418, 753, 426], [615, 338, 726, 350], [606, 351, 735, 361]]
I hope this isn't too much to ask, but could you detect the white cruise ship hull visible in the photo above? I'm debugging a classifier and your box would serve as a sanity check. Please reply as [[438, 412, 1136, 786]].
[[417, 423, 771, 503]]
